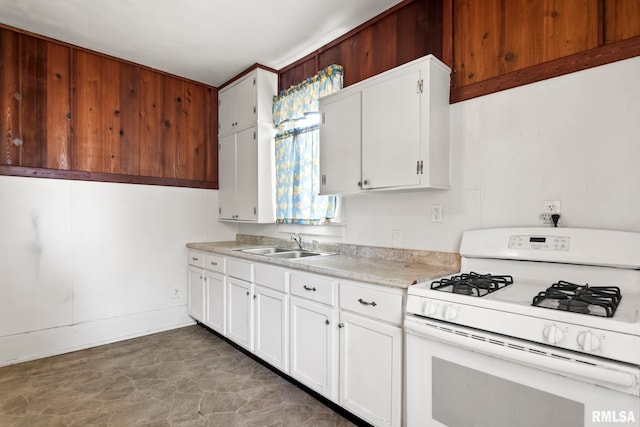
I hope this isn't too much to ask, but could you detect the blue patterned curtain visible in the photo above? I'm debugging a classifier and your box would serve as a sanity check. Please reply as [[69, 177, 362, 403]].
[[273, 65, 343, 224]]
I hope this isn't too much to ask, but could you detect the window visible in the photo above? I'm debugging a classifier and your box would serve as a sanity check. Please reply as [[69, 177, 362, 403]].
[[272, 65, 343, 225]]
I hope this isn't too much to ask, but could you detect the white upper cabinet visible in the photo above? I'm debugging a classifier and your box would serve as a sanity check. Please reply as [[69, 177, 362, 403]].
[[218, 67, 277, 222], [319, 54, 451, 195], [319, 92, 362, 195]]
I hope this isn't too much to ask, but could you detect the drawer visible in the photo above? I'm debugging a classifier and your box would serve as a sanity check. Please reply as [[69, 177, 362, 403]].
[[227, 258, 253, 282], [254, 263, 288, 292], [188, 250, 205, 268], [339, 282, 403, 325], [290, 272, 335, 306], [205, 254, 225, 273]]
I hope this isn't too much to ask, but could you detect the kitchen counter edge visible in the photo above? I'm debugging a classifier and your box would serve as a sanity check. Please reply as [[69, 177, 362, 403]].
[[186, 241, 459, 289]]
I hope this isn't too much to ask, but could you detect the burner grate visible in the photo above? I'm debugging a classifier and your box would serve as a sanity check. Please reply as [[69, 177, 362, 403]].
[[431, 272, 513, 297], [531, 281, 622, 317]]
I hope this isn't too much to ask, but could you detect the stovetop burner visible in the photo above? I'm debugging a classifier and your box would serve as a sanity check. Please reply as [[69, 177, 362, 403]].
[[531, 281, 622, 317], [430, 272, 513, 297]]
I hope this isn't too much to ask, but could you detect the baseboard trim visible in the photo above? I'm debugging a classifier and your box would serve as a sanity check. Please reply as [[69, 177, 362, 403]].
[[0, 306, 195, 367]]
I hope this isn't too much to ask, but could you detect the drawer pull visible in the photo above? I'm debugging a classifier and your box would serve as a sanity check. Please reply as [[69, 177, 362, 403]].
[[338, 323, 344, 328], [358, 298, 377, 307], [210, 262, 217, 266], [192, 257, 198, 261], [325, 319, 330, 325], [246, 291, 250, 296], [303, 285, 317, 292]]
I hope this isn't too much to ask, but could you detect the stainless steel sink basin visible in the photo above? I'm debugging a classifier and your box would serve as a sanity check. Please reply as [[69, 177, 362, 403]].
[[234, 247, 331, 259], [235, 247, 291, 255], [265, 250, 323, 259]]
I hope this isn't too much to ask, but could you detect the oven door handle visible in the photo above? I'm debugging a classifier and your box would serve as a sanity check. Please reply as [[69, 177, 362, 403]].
[[406, 319, 638, 390]]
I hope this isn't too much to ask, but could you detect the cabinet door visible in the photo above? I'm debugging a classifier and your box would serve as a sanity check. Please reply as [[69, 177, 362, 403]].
[[187, 265, 205, 322], [218, 87, 235, 137], [232, 73, 256, 131], [235, 126, 258, 220], [254, 285, 288, 372], [319, 92, 362, 195], [205, 270, 226, 335], [218, 72, 256, 136], [362, 67, 421, 189], [339, 311, 402, 427], [290, 297, 337, 399], [226, 277, 252, 349], [218, 133, 236, 219]]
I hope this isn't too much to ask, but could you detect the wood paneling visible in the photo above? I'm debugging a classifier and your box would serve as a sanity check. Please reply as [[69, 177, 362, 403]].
[[1, 29, 71, 169], [46, 43, 71, 170], [279, 0, 443, 91], [72, 50, 120, 173], [453, 0, 600, 88], [1, 25, 217, 187], [604, 0, 640, 43], [1, 29, 20, 167], [139, 68, 164, 177]]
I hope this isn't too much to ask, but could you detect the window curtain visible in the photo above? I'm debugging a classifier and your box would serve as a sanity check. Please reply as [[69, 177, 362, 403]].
[[273, 64, 343, 224]]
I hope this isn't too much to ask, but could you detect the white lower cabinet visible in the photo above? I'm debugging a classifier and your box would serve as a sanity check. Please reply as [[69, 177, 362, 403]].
[[226, 276, 253, 350], [290, 296, 338, 400], [339, 281, 404, 427], [187, 252, 405, 426], [205, 270, 226, 335], [187, 250, 205, 322], [339, 311, 402, 427], [254, 285, 288, 372]]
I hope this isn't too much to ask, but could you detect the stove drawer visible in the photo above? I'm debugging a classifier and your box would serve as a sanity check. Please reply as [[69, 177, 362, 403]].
[[340, 282, 403, 325]]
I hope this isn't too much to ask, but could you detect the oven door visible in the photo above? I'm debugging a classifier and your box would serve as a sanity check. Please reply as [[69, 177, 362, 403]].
[[405, 314, 640, 427]]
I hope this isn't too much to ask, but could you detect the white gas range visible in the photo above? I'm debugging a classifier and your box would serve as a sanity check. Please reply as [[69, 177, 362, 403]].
[[405, 227, 640, 427]]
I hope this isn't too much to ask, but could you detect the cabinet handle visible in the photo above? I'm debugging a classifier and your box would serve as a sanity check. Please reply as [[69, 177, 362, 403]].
[[325, 319, 330, 325], [192, 257, 198, 261], [246, 291, 250, 296], [338, 323, 344, 328], [357, 181, 362, 187], [358, 298, 377, 307], [253, 294, 257, 299], [303, 285, 317, 292], [363, 180, 369, 186], [210, 262, 217, 266]]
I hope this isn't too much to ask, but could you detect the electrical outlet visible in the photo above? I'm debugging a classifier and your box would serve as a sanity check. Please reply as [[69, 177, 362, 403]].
[[540, 200, 561, 224], [172, 287, 181, 299], [431, 204, 443, 223], [543, 200, 561, 214]]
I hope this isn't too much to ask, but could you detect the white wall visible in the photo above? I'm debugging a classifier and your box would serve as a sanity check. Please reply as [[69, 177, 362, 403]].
[[0, 177, 237, 366], [240, 57, 640, 253]]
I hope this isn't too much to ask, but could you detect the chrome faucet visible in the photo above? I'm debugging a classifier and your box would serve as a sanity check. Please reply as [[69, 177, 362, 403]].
[[291, 233, 303, 250]]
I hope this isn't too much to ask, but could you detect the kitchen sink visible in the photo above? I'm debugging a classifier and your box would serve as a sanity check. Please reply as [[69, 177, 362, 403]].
[[234, 247, 330, 259], [236, 247, 292, 255], [265, 250, 323, 259]]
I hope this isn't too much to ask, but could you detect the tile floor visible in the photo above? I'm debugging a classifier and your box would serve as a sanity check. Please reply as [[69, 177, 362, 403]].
[[0, 326, 359, 427]]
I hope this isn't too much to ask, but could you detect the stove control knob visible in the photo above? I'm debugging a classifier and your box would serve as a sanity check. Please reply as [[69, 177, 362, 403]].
[[577, 331, 601, 352], [543, 325, 565, 344], [423, 301, 437, 317], [443, 305, 458, 321]]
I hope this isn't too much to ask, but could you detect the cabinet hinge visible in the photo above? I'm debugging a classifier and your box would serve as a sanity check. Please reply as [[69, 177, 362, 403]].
[[219, 207, 221, 214], [416, 160, 420, 174], [419, 160, 424, 174], [253, 207, 257, 215], [253, 106, 256, 114], [253, 131, 256, 139], [321, 112, 326, 124], [321, 174, 326, 185], [253, 78, 256, 86], [417, 79, 424, 93], [218, 143, 221, 151]]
